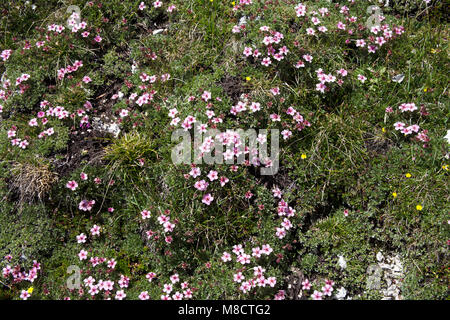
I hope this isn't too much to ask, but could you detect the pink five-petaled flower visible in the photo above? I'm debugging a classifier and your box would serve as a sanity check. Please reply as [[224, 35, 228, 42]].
[[107, 259, 117, 269], [207, 170, 218, 181], [141, 209, 151, 220], [78, 249, 88, 261], [146, 272, 157, 282], [302, 279, 311, 290], [115, 290, 126, 300], [163, 283, 173, 294], [357, 74, 367, 83], [189, 167, 201, 178], [233, 272, 245, 283], [311, 290, 323, 300], [221, 252, 232, 262], [20, 290, 31, 300], [322, 284, 334, 296], [76, 233, 87, 244], [82, 76, 92, 84], [170, 273, 180, 284], [201, 90, 211, 102], [139, 291, 150, 300], [202, 193, 214, 205], [90, 224, 101, 236], [266, 277, 277, 287], [261, 57, 271, 67], [66, 180, 78, 191]]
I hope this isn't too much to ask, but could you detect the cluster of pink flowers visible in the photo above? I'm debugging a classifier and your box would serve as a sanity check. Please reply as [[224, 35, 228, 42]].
[[241, 26, 288, 68], [47, 24, 65, 33], [275, 198, 296, 239], [2, 256, 41, 300], [7, 126, 29, 149], [142, 209, 176, 244], [392, 102, 430, 146], [57, 60, 83, 80], [220, 244, 276, 295], [159, 274, 194, 300], [67, 12, 88, 33]]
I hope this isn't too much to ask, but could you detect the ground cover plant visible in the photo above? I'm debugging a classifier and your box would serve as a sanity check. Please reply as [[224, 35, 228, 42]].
[[0, 0, 448, 300]]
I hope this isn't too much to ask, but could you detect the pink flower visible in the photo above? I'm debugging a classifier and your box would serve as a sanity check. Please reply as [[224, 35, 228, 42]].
[[78, 249, 88, 261], [220, 176, 229, 187], [66, 180, 78, 191], [115, 290, 126, 300], [163, 283, 173, 294], [82, 76, 92, 83], [261, 57, 272, 67], [201, 91, 211, 102], [94, 35, 102, 43], [302, 279, 311, 290], [141, 209, 151, 220], [146, 272, 157, 282], [90, 224, 101, 236], [1, 49, 12, 61], [221, 252, 232, 262], [189, 167, 201, 178], [311, 290, 323, 300], [170, 273, 180, 284], [207, 170, 218, 181], [233, 272, 245, 283], [139, 291, 150, 300], [79, 200, 95, 211], [357, 74, 367, 83], [322, 284, 334, 296], [266, 277, 277, 287], [202, 193, 214, 205], [20, 290, 31, 300], [270, 87, 280, 95], [107, 259, 117, 269], [194, 180, 209, 191], [243, 47, 253, 57], [76, 233, 87, 244]]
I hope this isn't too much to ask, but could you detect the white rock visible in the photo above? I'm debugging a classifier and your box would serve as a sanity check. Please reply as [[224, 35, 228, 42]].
[[153, 29, 165, 35]]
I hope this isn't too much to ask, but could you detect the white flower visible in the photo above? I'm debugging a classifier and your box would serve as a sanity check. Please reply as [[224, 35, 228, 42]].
[[335, 287, 347, 300], [338, 255, 347, 269]]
